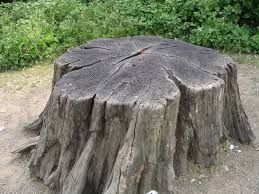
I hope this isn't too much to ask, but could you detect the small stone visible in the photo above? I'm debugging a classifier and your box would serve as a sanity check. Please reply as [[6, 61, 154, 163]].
[[230, 144, 234, 150], [191, 178, 196, 183], [146, 190, 158, 194], [31, 83, 37, 88], [256, 147, 259, 151], [0, 109, 6, 113], [224, 165, 229, 172], [0, 126, 4, 132], [198, 181, 201, 184], [199, 174, 207, 179], [237, 150, 242, 153]]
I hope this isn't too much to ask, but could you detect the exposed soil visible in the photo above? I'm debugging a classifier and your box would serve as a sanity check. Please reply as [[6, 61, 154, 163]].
[[0, 63, 54, 193], [0, 59, 258, 194]]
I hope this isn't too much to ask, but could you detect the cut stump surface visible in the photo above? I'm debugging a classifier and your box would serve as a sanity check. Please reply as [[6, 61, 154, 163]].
[[27, 36, 255, 194]]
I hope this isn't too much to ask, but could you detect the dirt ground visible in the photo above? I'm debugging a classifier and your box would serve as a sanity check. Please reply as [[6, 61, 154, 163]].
[[0, 58, 258, 194]]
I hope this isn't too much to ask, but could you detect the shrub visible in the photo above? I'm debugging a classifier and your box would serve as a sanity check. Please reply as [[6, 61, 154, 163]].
[[0, 0, 258, 71], [0, 0, 133, 70], [114, 0, 258, 52]]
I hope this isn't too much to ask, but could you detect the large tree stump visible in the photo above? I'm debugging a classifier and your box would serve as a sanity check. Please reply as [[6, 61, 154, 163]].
[[27, 36, 255, 194]]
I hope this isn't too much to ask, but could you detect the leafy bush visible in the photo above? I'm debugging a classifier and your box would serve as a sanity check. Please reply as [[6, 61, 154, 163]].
[[0, 0, 135, 70], [114, 0, 259, 52], [0, 0, 258, 71], [0, 0, 84, 70]]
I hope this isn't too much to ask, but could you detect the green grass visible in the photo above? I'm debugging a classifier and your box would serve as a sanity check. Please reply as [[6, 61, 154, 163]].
[[230, 53, 259, 66], [187, 160, 201, 174], [0, 60, 52, 89]]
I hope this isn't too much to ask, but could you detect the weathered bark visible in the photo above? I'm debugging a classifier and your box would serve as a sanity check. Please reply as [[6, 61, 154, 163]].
[[12, 136, 39, 154], [25, 36, 255, 193]]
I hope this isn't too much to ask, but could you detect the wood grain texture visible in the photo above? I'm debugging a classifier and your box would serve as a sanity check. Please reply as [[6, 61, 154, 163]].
[[25, 36, 255, 194], [11, 136, 40, 154]]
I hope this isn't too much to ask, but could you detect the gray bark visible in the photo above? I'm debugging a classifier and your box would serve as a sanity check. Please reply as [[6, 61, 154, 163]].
[[25, 36, 255, 193], [11, 136, 39, 154]]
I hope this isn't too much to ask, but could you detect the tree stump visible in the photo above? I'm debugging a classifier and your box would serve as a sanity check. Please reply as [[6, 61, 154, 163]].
[[27, 36, 255, 194]]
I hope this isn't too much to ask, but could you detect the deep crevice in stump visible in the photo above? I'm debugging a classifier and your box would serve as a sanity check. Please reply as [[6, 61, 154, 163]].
[[24, 36, 255, 193]]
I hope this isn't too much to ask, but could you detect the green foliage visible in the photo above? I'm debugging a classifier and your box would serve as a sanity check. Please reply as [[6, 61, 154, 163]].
[[115, 0, 258, 52], [0, 0, 258, 71], [0, 0, 134, 70]]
